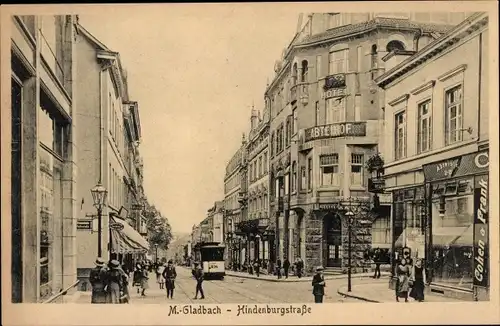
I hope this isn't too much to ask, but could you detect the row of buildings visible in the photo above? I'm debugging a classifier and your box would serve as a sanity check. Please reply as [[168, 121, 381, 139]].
[[7, 15, 151, 302], [189, 12, 489, 301]]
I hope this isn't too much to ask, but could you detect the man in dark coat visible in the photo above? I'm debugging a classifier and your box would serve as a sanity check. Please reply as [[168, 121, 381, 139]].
[[373, 248, 382, 279], [283, 258, 291, 279], [193, 262, 205, 299], [312, 266, 326, 303], [276, 259, 282, 279], [162, 259, 177, 299], [89, 257, 107, 303]]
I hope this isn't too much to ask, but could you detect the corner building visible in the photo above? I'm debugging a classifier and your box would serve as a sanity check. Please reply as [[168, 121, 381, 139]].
[[267, 12, 469, 274], [376, 12, 489, 300]]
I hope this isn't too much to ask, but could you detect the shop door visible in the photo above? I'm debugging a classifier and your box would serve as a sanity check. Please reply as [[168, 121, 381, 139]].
[[324, 213, 342, 267]]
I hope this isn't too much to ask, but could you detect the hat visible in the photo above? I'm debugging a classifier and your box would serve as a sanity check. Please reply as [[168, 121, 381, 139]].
[[316, 266, 324, 272], [109, 260, 120, 269], [95, 257, 105, 267], [168, 259, 173, 264]]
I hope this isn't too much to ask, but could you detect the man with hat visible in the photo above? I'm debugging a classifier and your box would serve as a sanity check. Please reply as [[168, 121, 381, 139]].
[[192, 262, 205, 300], [162, 259, 177, 299], [89, 257, 108, 303], [311, 266, 326, 303]]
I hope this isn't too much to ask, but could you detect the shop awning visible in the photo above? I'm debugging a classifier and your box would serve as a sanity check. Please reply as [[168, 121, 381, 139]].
[[110, 216, 150, 254], [432, 225, 473, 248]]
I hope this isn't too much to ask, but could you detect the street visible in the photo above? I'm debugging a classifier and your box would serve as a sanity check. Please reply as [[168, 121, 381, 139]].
[[77, 267, 368, 304]]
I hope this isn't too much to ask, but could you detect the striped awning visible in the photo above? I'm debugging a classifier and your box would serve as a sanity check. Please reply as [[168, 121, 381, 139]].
[[110, 216, 149, 254]]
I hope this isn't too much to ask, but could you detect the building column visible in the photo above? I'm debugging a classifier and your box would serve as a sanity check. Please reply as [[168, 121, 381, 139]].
[[304, 210, 322, 275]]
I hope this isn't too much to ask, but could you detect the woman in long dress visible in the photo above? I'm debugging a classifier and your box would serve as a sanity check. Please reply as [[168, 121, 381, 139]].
[[395, 258, 410, 302], [157, 263, 165, 289], [105, 260, 127, 304], [140, 264, 150, 297], [409, 258, 426, 302]]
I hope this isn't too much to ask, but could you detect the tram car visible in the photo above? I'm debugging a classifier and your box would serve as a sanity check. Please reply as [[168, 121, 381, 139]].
[[193, 242, 225, 279]]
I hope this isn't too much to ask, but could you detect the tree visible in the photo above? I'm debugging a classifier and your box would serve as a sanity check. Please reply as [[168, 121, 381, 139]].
[[141, 198, 173, 251]]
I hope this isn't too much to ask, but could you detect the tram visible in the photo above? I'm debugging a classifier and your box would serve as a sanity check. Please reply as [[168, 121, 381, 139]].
[[193, 242, 225, 279]]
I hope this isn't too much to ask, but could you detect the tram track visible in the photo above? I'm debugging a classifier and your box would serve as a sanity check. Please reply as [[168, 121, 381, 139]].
[[206, 278, 270, 303]]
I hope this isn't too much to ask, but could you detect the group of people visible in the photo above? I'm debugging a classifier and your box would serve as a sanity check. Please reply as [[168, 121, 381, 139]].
[[395, 257, 427, 302], [89, 258, 131, 304], [275, 258, 304, 279], [154, 260, 177, 299]]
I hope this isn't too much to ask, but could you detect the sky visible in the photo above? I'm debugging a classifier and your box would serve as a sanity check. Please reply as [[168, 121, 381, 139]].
[[79, 5, 301, 234]]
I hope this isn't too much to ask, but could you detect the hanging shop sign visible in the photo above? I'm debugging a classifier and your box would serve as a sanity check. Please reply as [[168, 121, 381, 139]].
[[77, 219, 92, 230], [423, 151, 489, 182], [109, 222, 125, 231], [304, 122, 367, 142], [473, 174, 489, 288]]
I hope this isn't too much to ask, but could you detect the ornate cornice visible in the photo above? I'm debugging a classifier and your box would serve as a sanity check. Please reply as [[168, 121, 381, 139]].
[[410, 80, 436, 95]]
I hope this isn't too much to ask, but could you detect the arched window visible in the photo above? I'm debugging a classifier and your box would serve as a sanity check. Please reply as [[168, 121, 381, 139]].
[[292, 62, 298, 85], [301, 60, 309, 83], [370, 44, 378, 79], [386, 40, 405, 53]]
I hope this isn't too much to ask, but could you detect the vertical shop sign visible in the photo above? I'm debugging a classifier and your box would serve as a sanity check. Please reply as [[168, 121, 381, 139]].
[[473, 174, 488, 288]]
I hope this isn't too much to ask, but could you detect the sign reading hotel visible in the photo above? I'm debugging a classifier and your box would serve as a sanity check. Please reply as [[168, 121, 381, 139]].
[[473, 174, 489, 288], [304, 122, 367, 142], [321, 88, 347, 100]]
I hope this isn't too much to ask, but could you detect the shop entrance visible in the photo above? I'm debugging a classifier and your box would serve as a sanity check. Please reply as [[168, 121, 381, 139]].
[[323, 213, 342, 267]]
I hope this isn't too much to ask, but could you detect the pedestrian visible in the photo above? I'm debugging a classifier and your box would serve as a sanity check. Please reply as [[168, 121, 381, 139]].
[[133, 263, 142, 294], [193, 262, 205, 300], [395, 258, 410, 302], [409, 258, 426, 302], [140, 262, 150, 297], [312, 266, 326, 303], [276, 259, 282, 279], [283, 258, 290, 279], [253, 260, 260, 277], [156, 263, 165, 289], [89, 257, 108, 304], [296, 258, 304, 278], [162, 259, 177, 299], [105, 260, 127, 304], [373, 248, 382, 279]]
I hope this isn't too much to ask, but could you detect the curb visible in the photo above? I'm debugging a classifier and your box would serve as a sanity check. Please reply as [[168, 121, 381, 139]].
[[337, 286, 381, 303], [225, 272, 390, 283]]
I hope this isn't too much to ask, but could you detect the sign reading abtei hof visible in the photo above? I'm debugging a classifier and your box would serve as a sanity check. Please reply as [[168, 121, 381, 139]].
[[304, 122, 367, 142]]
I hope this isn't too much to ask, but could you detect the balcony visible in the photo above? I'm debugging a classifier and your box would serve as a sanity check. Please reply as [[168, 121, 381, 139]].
[[368, 177, 386, 193]]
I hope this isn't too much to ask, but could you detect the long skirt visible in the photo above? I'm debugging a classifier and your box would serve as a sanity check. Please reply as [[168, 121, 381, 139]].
[[140, 278, 149, 290], [409, 279, 425, 301], [157, 274, 165, 284], [396, 275, 410, 298], [107, 283, 121, 304], [166, 278, 175, 290]]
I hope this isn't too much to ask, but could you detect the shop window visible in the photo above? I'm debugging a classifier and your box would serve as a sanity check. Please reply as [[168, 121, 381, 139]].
[[445, 85, 463, 145], [394, 110, 407, 160], [320, 154, 339, 186], [350, 153, 364, 186], [372, 216, 391, 245], [417, 100, 432, 153]]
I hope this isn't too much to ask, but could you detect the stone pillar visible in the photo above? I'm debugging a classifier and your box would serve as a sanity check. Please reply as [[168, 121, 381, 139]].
[[22, 75, 39, 303], [341, 211, 372, 273], [305, 210, 322, 275]]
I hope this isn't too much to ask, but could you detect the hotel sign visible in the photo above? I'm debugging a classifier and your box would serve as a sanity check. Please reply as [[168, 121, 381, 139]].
[[321, 88, 347, 100], [473, 174, 489, 288], [304, 122, 367, 142]]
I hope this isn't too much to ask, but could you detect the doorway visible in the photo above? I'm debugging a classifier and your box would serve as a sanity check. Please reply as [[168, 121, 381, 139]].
[[323, 213, 342, 267]]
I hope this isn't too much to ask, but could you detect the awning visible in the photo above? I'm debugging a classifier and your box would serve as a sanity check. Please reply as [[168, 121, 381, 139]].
[[110, 216, 149, 254], [432, 225, 473, 247]]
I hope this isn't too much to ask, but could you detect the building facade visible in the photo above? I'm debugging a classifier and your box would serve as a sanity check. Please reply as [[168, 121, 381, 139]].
[[74, 23, 148, 290], [223, 136, 247, 267], [10, 15, 79, 302], [245, 107, 271, 263], [267, 12, 470, 274], [207, 201, 224, 244], [376, 12, 489, 301]]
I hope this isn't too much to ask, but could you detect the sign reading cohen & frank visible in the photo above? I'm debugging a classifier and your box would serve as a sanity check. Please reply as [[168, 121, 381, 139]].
[[473, 174, 488, 288]]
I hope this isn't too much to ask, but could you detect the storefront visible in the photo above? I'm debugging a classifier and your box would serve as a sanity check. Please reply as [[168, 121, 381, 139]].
[[423, 150, 489, 299]]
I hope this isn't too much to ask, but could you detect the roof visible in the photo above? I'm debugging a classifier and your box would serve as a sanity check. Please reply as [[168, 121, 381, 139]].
[[376, 12, 488, 88]]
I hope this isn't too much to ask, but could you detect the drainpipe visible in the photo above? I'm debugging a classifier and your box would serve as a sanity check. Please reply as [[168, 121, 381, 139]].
[[413, 28, 424, 52]]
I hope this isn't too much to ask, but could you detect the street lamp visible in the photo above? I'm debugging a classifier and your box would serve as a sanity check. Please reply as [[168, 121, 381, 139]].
[[345, 210, 354, 292], [91, 182, 108, 257], [154, 243, 159, 263]]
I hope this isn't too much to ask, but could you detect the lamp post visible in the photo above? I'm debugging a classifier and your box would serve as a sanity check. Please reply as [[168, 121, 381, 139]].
[[154, 243, 158, 263], [91, 183, 108, 257], [345, 210, 354, 292]]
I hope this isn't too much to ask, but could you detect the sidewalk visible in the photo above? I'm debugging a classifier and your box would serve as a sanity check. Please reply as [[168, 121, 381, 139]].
[[337, 282, 465, 303], [225, 269, 391, 282]]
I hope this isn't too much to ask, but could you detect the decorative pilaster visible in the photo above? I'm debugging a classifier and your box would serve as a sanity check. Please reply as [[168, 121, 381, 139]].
[[304, 210, 322, 275]]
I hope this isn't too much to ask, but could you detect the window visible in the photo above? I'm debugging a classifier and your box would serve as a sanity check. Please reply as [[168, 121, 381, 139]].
[[315, 101, 320, 126], [354, 95, 361, 121], [270, 132, 275, 156], [307, 158, 313, 189], [326, 97, 345, 124], [300, 167, 307, 191], [372, 216, 391, 245], [370, 44, 378, 79], [316, 55, 322, 80], [386, 40, 405, 53], [285, 118, 291, 146], [445, 85, 463, 145], [417, 100, 432, 153], [350, 154, 364, 186], [292, 63, 298, 85], [395, 111, 407, 160], [329, 49, 348, 75], [258, 156, 263, 177], [292, 108, 297, 135], [254, 163, 257, 181], [357, 46, 363, 72], [263, 152, 268, 173], [292, 162, 297, 193], [320, 154, 340, 186], [301, 60, 309, 83]]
